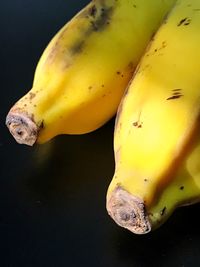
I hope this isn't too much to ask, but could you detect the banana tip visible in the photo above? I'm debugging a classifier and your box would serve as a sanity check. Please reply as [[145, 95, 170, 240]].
[[106, 186, 151, 234], [6, 110, 38, 146]]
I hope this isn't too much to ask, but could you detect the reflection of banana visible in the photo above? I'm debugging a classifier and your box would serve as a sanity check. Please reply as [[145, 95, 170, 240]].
[[107, 0, 200, 234], [33, 140, 55, 166], [6, 0, 176, 146]]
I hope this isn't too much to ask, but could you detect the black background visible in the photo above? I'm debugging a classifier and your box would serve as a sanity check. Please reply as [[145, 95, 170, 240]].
[[1, 1, 200, 266]]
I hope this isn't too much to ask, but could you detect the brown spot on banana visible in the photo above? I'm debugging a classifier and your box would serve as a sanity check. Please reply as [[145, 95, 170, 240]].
[[160, 206, 167, 216], [89, 6, 113, 31], [166, 94, 183, 100], [177, 17, 191, 26], [166, 89, 183, 100], [29, 92, 36, 100], [89, 4, 97, 17], [106, 186, 151, 234]]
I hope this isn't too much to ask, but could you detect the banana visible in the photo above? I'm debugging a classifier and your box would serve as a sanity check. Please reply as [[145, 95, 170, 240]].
[[6, 0, 176, 145], [148, 135, 200, 230], [106, 0, 200, 234]]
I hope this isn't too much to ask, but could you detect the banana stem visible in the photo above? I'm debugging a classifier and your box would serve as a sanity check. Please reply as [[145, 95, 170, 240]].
[[6, 109, 39, 146], [106, 186, 151, 234]]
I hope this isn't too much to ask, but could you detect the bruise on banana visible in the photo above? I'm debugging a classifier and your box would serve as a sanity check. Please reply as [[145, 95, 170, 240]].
[[47, 2, 115, 64], [89, 6, 113, 31], [69, 3, 114, 54]]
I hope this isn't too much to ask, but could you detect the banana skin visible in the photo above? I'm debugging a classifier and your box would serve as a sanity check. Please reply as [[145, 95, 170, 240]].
[[107, 0, 200, 234], [6, 0, 176, 145]]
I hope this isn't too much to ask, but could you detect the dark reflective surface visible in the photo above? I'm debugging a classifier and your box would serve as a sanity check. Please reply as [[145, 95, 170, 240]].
[[1, 1, 200, 266]]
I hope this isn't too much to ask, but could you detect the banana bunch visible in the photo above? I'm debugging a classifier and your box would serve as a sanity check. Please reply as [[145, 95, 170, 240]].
[[107, 0, 200, 234], [6, 0, 200, 234], [6, 0, 175, 146]]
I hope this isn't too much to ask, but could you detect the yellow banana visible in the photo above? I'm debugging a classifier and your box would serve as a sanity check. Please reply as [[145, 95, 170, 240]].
[[6, 0, 176, 146], [107, 0, 200, 234], [148, 135, 200, 230]]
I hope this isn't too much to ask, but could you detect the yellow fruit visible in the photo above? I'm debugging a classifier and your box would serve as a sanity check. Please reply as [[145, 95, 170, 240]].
[[6, 0, 176, 145], [107, 0, 200, 234]]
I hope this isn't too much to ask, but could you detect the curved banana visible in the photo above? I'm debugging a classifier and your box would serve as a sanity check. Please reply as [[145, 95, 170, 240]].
[[6, 0, 176, 145], [107, 0, 200, 234]]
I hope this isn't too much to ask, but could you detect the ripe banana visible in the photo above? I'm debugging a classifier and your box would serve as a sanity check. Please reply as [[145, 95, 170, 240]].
[[148, 135, 200, 231], [106, 0, 200, 234], [6, 0, 176, 145]]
